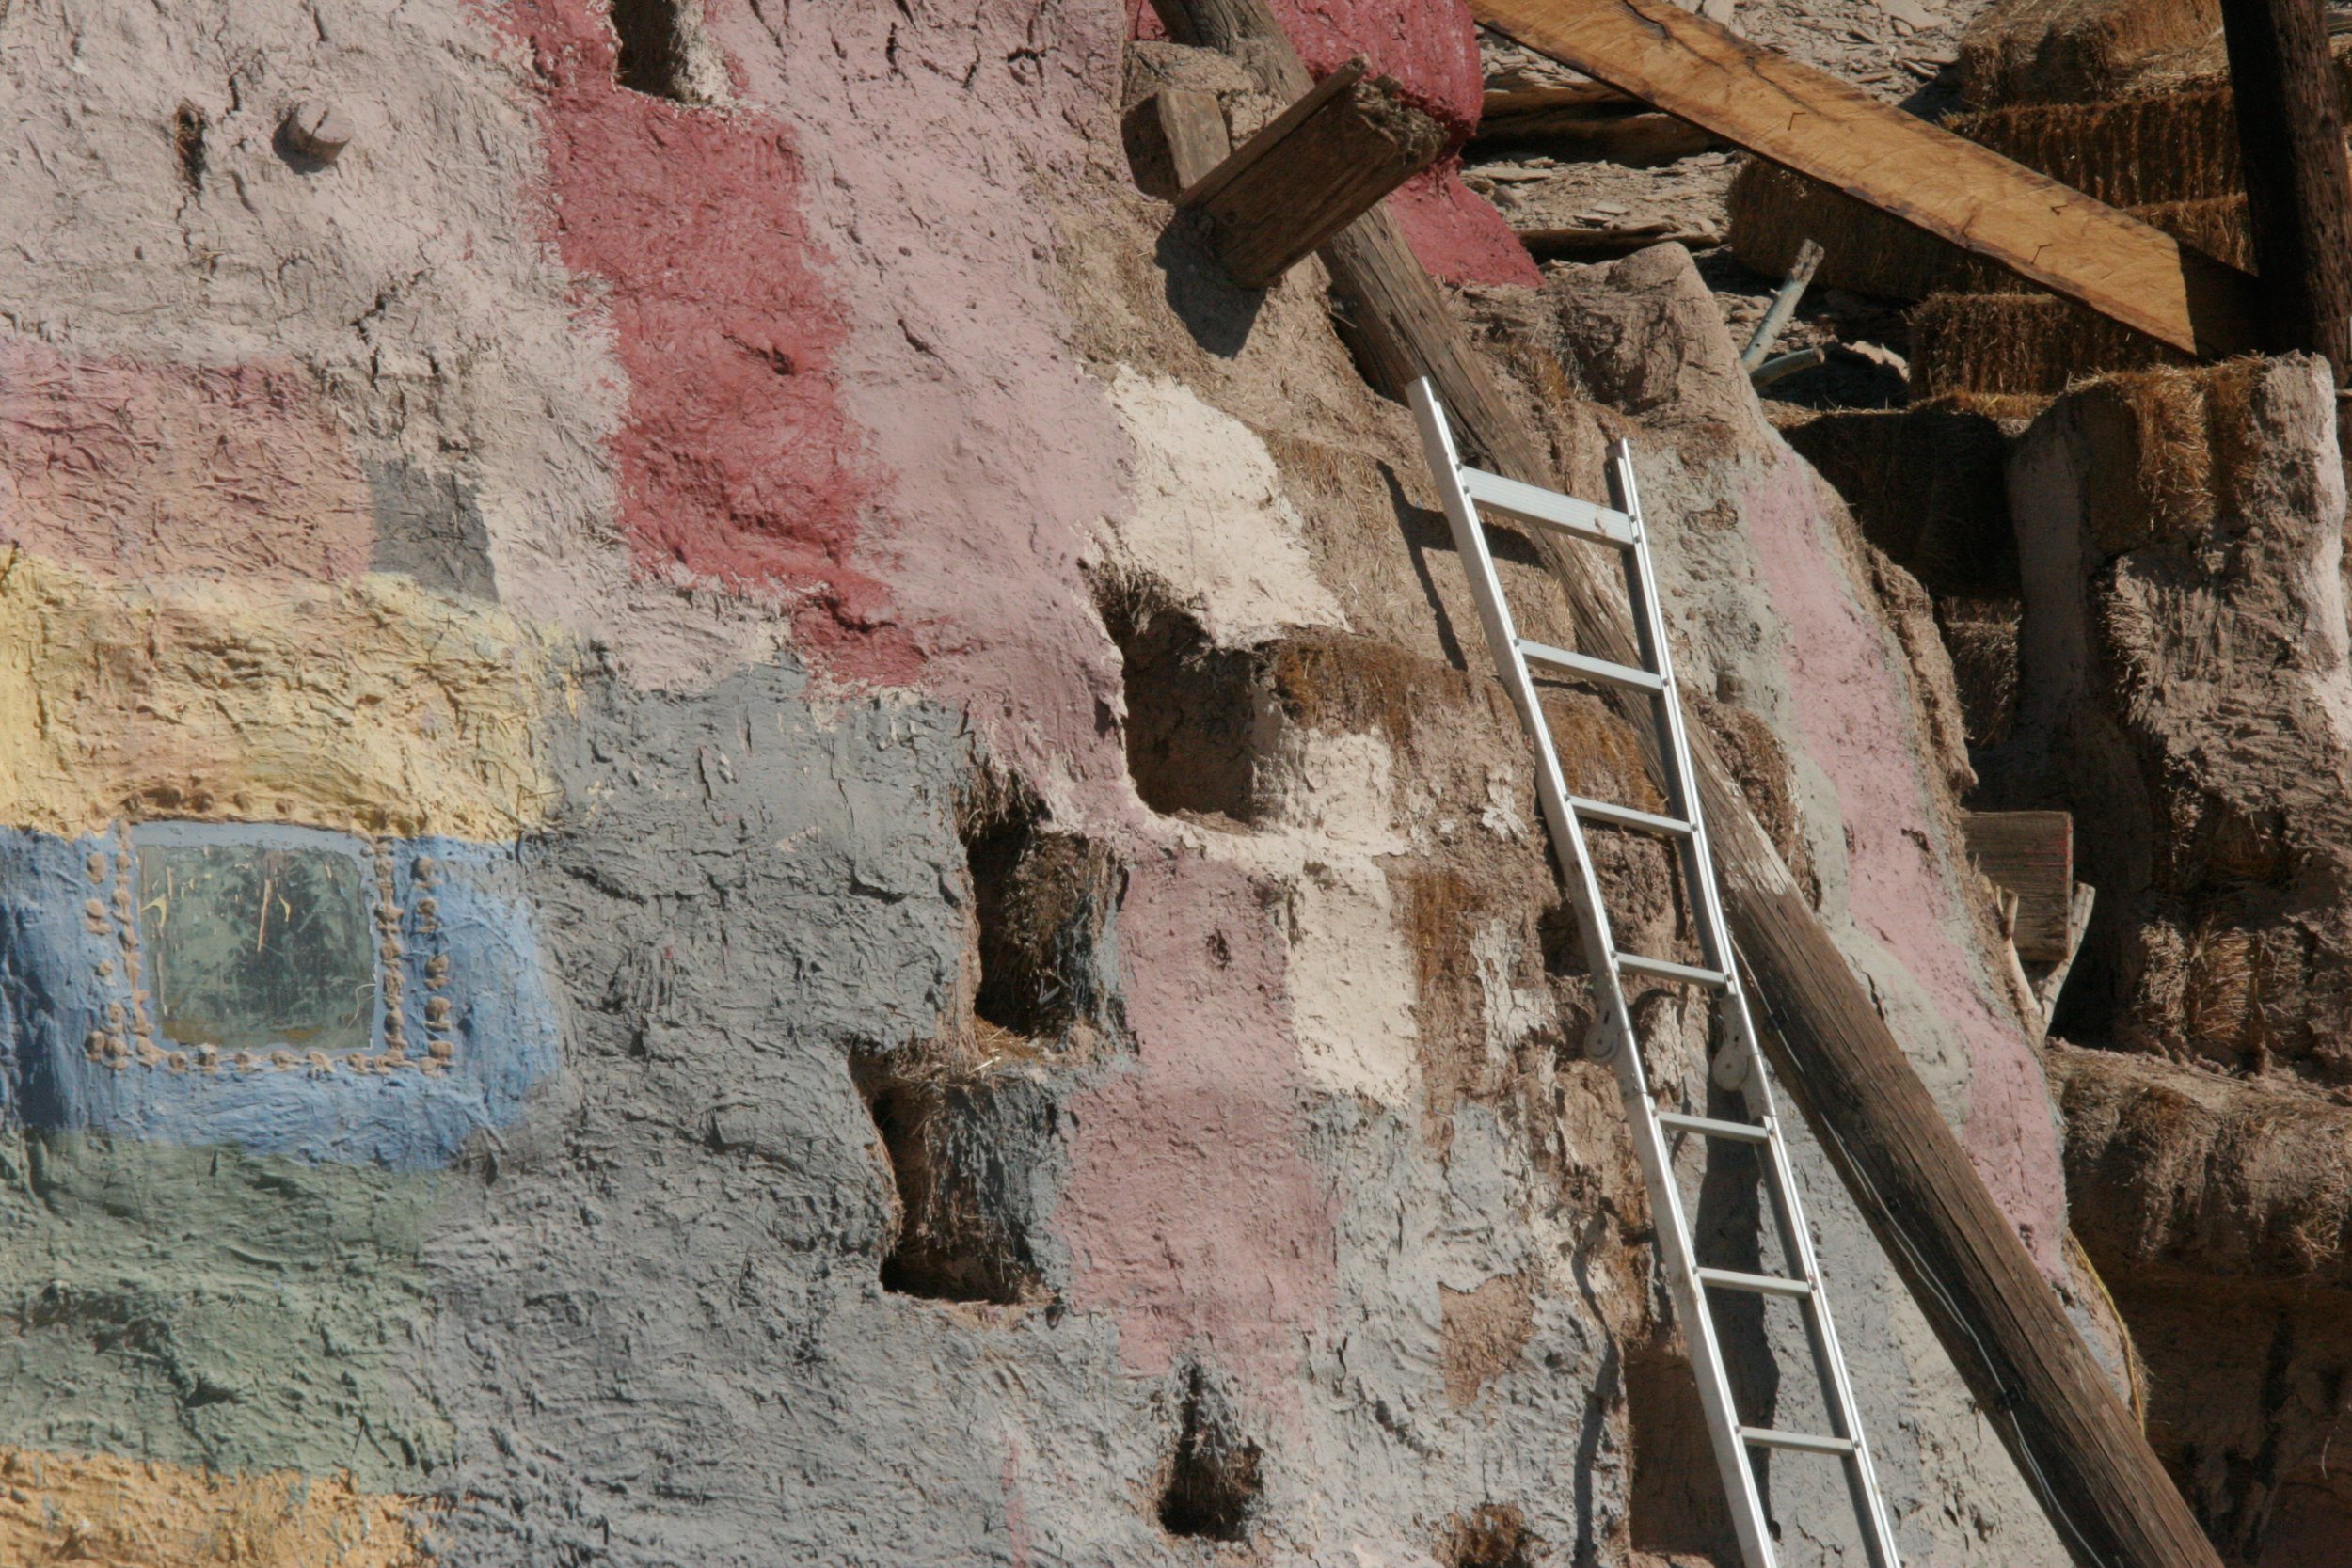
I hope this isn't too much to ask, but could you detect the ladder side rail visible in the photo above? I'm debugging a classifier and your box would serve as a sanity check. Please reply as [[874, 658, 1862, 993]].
[[1408, 380, 1781, 1568], [1609, 443, 1736, 983], [1610, 444, 1904, 1568], [1756, 1080, 1909, 1568]]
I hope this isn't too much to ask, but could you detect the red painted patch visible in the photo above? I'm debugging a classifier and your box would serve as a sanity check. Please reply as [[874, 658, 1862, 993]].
[[499, 0, 916, 681], [1058, 851, 1336, 1426], [1390, 163, 1543, 286]]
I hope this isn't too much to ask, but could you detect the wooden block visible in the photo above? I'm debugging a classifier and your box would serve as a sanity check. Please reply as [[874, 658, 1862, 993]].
[[1963, 810, 2074, 962], [1475, 85, 1724, 166], [1177, 58, 1446, 290], [1471, 0, 2260, 357], [1123, 88, 1232, 202]]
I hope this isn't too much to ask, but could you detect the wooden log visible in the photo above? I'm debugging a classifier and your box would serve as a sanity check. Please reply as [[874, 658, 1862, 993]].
[[1470, 0, 2260, 359], [1150, 8, 2227, 1566], [1963, 810, 2075, 962], [1474, 85, 1724, 165], [1177, 57, 1445, 289], [1517, 222, 1723, 261], [2218, 0, 2352, 383], [1123, 87, 1233, 201]]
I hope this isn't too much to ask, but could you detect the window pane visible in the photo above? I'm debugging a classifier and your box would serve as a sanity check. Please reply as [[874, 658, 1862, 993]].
[[136, 839, 377, 1054]]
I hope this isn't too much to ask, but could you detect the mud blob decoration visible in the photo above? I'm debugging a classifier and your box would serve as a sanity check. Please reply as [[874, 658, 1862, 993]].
[[0, 821, 559, 1168]]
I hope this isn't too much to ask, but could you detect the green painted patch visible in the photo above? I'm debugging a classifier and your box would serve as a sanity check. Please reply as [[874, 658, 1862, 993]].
[[0, 1132, 452, 1489]]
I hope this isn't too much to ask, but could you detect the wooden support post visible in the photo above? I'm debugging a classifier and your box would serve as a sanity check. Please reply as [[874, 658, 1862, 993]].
[[2218, 0, 2352, 384], [1963, 810, 2074, 963], [1123, 88, 1233, 202], [1471, 0, 2259, 360], [1148, 7, 2229, 1566], [1175, 58, 1444, 289]]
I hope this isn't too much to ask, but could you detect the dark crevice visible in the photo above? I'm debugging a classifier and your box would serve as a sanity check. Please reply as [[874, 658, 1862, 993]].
[[1098, 583, 1265, 822], [958, 771, 1122, 1044], [172, 103, 207, 192], [862, 1072, 1051, 1307], [1158, 1364, 1263, 1541], [610, 0, 712, 103]]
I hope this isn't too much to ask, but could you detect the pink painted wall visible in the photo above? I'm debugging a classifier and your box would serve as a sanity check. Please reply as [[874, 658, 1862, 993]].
[[1743, 453, 2068, 1277]]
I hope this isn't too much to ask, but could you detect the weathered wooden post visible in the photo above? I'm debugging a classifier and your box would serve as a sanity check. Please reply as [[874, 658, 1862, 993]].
[[2217, 0, 2352, 384]]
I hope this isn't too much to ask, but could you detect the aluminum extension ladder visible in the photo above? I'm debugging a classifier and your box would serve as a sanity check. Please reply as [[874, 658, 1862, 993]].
[[1409, 378, 1901, 1568]]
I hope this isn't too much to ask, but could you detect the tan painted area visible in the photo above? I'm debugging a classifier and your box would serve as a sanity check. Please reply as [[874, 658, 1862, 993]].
[[0, 342, 374, 585], [0, 553, 563, 840], [0, 1445, 428, 1567], [1101, 368, 1347, 646]]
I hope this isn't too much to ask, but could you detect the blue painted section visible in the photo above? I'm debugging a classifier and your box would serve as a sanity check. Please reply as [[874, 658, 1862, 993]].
[[0, 824, 562, 1168]]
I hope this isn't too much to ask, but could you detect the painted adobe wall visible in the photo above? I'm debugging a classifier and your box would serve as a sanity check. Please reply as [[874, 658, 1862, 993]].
[[0, 1, 2091, 1563]]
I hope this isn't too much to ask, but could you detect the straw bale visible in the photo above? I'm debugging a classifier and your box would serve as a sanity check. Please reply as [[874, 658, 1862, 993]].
[[1732, 161, 2249, 301], [1948, 90, 2239, 206], [1909, 293, 2191, 398], [1958, 0, 2222, 107], [1782, 399, 2023, 597]]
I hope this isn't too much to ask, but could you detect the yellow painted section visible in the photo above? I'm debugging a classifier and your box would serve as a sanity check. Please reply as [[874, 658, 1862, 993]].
[[0, 551, 565, 840], [0, 1445, 430, 1567]]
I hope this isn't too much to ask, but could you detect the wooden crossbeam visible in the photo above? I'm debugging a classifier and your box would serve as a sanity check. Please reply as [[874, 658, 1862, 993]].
[[1123, 88, 1233, 201], [1471, 0, 2262, 357], [1176, 58, 1445, 289]]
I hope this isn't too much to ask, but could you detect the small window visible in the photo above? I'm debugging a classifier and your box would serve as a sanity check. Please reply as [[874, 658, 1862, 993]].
[[135, 827, 377, 1055]]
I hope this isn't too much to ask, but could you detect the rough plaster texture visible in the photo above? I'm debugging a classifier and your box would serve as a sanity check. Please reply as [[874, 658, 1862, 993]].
[[0, 2, 2099, 1565], [2001, 357, 2352, 1564]]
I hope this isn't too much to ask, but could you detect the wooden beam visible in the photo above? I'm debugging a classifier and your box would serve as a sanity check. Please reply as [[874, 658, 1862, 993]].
[[1177, 57, 1445, 289], [1123, 87, 1233, 202], [1470, 0, 2260, 358], [2219, 0, 2352, 383], [1964, 810, 2074, 963], [1474, 85, 1724, 165], [1517, 222, 1723, 261], [1150, 9, 2227, 1566]]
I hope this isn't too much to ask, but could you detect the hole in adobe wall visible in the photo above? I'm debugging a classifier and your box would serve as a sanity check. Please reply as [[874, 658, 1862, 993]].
[[1626, 1351, 1740, 1561], [1438, 1503, 1534, 1568], [172, 103, 207, 192], [862, 1070, 1052, 1306], [609, 0, 722, 103], [1157, 1365, 1263, 1542], [959, 772, 1122, 1045], [1097, 582, 1267, 822]]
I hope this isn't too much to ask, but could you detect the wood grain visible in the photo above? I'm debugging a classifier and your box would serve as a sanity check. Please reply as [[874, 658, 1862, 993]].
[[1472, 0, 2260, 357], [1964, 810, 2074, 962], [1122, 88, 1234, 201], [2219, 0, 2352, 381], [1180, 60, 1445, 288], [1475, 85, 1724, 165]]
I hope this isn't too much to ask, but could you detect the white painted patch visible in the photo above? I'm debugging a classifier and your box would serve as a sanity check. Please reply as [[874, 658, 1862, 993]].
[[1471, 918, 1551, 1063], [1102, 367, 1346, 645]]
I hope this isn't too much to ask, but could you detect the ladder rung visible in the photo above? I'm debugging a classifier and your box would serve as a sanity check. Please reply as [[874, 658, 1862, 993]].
[[1569, 796, 1693, 838], [1460, 467, 1637, 546], [1615, 952, 1729, 989], [1517, 639, 1664, 695], [1657, 1110, 1772, 1144], [1696, 1266, 1814, 1299], [1740, 1426, 1858, 1457]]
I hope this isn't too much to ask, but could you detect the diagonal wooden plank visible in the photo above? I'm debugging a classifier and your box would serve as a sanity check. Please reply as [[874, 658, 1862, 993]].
[[1472, 0, 2261, 356]]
